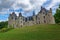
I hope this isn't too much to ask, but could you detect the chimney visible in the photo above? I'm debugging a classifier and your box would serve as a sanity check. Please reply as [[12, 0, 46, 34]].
[[41, 6, 43, 10], [19, 12, 22, 17], [49, 8, 52, 13]]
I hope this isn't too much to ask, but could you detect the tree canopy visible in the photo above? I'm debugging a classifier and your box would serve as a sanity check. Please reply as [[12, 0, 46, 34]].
[[0, 21, 8, 29], [54, 5, 60, 23]]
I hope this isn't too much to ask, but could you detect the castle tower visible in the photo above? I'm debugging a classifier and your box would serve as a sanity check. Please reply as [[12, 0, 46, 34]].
[[39, 7, 47, 24], [18, 12, 23, 27], [8, 12, 17, 28], [19, 12, 22, 17], [32, 11, 37, 24], [48, 8, 55, 24], [8, 14, 12, 28]]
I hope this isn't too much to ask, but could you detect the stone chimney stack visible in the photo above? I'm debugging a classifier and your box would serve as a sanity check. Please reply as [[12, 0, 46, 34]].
[[50, 8, 52, 13], [41, 6, 43, 10], [19, 12, 22, 17]]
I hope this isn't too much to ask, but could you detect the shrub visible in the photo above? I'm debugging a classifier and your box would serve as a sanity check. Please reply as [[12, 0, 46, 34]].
[[0, 28, 13, 33]]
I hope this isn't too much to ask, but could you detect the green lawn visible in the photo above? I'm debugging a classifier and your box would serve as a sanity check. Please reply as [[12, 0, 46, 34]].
[[0, 24, 60, 40]]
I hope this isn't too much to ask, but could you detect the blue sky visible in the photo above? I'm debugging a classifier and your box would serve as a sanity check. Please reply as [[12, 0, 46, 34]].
[[0, 0, 60, 22]]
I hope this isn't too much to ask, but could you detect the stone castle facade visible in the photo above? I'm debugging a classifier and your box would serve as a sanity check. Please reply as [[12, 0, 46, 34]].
[[8, 7, 55, 28]]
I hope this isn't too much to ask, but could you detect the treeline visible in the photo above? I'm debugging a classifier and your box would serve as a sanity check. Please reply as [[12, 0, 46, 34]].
[[0, 21, 8, 29]]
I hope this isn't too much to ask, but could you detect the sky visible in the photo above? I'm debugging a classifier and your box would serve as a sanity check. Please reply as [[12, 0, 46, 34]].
[[0, 0, 60, 22]]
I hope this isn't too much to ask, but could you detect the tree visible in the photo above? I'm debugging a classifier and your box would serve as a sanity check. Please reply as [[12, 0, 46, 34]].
[[0, 21, 8, 29], [54, 5, 60, 23]]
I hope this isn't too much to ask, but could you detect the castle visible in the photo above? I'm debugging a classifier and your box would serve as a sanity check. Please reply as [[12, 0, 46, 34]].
[[8, 7, 55, 28]]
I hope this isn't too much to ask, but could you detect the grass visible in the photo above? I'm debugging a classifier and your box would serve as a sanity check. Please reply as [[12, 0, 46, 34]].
[[0, 24, 60, 40]]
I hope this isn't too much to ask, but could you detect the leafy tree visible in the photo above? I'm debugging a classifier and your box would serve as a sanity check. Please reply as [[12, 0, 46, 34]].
[[0, 21, 8, 29], [54, 5, 60, 23]]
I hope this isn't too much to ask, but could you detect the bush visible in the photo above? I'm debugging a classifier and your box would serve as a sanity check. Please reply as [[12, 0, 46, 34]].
[[0, 28, 13, 33]]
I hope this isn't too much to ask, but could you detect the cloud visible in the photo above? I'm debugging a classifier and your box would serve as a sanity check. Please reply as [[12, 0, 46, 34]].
[[0, 0, 15, 14], [47, 0, 60, 9], [0, 0, 14, 9], [11, 0, 47, 15], [0, 0, 60, 22], [0, 0, 60, 14], [0, 0, 47, 15], [12, 0, 33, 11]]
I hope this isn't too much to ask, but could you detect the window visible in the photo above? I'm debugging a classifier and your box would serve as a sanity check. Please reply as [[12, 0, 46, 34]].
[[21, 25, 22, 27], [36, 16, 37, 20], [43, 16, 45, 19], [39, 21, 40, 24], [23, 18, 25, 21], [12, 17, 13, 19], [15, 18, 17, 20], [38, 17, 40, 20], [48, 15, 50, 17], [23, 22, 25, 25], [21, 17, 22, 19], [25, 18, 27, 22], [44, 20, 46, 23], [49, 20, 51, 22], [21, 21, 22, 23], [36, 22, 38, 24], [43, 12, 45, 14]]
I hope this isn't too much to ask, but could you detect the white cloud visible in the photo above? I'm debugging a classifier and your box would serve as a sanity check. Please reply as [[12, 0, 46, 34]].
[[11, 0, 47, 12], [0, 0, 60, 14], [0, 0, 60, 22], [12, 0, 33, 11], [47, 0, 60, 9]]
